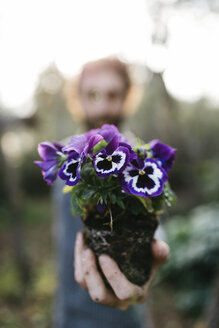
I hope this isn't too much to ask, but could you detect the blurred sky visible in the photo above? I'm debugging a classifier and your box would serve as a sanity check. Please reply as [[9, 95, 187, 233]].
[[0, 0, 219, 117]]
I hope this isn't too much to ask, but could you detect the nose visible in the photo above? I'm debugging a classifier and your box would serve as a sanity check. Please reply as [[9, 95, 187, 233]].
[[94, 96, 112, 116]]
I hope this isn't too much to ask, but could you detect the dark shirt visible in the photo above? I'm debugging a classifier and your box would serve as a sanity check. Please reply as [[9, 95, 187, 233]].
[[52, 179, 150, 328]]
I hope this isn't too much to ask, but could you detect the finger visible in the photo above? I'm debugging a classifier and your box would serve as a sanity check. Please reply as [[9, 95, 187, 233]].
[[141, 259, 159, 295], [82, 249, 123, 307], [141, 240, 170, 294], [151, 239, 170, 265], [99, 255, 144, 303], [74, 231, 87, 289]]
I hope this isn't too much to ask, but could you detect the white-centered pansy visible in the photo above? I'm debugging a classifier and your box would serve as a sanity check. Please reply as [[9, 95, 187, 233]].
[[120, 159, 167, 198], [63, 159, 80, 182], [124, 162, 162, 195], [94, 151, 127, 176]]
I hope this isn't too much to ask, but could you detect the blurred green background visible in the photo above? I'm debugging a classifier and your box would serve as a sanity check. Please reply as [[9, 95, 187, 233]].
[[1, 67, 219, 328], [1, 1, 219, 328]]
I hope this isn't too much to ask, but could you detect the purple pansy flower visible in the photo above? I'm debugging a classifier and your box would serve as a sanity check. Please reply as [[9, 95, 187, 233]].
[[97, 124, 122, 143], [58, 151, 83, 186], [93, 134, 130, 178], [84, 124, 121, 145], [62, 134, 104, 156], [149, 140, 176, 172], [62, 134, 87, 154], [119, 157, 168, 198], [34, 141, 63, 185], [58, 135, 86, 186], [84, 128, 100, 141], [60, 124, 126, 183], [59, 133, 104, 185]]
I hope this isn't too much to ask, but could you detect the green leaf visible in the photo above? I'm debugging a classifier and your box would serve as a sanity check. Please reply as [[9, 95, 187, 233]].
[[81, 187, 96, 199], [163, 182, 177, 207], [116, 199, 125, 210], [98, 196, 103, 203], [100, 190, 108, 204], [56, 152, 68, 167], [146, 151, 153, 158], [71, 184, 80, 193], [92, 139, 107, 154], [137, 137, 142, 147], [136, 196, 154, 213], [142, 143, 151, 151], [80, 164, 94, 180], [71, 196, 84, 216], [131, 201, 141, 215], [152, 196, 164, 214], [109, 193, 117, 204]]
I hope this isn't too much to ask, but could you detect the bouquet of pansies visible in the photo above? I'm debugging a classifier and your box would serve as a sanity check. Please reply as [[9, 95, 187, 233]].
[[35, 124, 176, 286]]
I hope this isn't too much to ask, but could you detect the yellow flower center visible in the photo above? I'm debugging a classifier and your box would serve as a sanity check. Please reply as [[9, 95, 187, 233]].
[[107, 156, 112, 162], [139, 170, 145, 175]]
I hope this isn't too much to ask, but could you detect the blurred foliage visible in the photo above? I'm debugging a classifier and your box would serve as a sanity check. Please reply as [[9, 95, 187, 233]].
[[20, 152, 50, 197], [34, 65, 76, 143], [126, 73, 219, 213], [0, 257, 55, 328], [0, 196, 52, 228], [0, 262, 22, 300], [0, 200, 55, 328], [158, 203, 219, 317]]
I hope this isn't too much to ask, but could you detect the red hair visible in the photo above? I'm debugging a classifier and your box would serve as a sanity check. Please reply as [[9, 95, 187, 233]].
[[78, 57, 131, 96]]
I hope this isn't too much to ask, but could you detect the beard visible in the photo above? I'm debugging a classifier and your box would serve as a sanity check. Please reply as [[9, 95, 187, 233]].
[[83, 114, 124, 130]]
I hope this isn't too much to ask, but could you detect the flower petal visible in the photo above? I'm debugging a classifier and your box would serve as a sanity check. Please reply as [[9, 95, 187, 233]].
[[104, 135, 119, 155], [62, 134, 86, 154], [43, 165, 59, 185], [119, 141, 137, 161], [85, 128, 100, 140], [34, 160, 57, 171], [150, 139, 176, 171], [98, 124, 121, 143], [59, 155, 81, 186], [88, 134, 104, 149], [87, 134, 105, 155], [38, 142, 60, 161], [93, 146, 129, 177], [119, 158, 167, 198], [97, 201, 107, 215]]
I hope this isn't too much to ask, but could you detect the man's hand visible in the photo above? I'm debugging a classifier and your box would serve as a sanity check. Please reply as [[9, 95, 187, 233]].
[[74, 231, 169, 310]]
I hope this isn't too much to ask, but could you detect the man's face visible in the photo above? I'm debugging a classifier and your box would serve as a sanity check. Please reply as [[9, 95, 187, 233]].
[[79, 68, 127, 128]]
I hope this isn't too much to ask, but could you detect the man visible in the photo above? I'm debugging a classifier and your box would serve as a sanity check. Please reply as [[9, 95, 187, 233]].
[[53, 57, 169, 328]]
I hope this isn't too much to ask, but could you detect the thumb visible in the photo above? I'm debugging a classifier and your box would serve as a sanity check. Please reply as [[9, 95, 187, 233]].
[[151, 239, 170, 265]]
